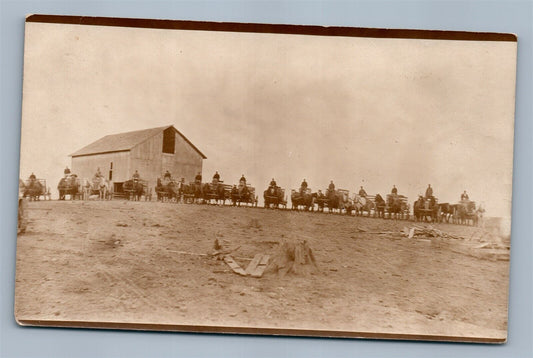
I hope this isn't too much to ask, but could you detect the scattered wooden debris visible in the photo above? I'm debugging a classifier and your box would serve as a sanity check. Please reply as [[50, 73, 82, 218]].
[[246, 254, 270, 278], [224, 256, 247, 276], [245, 254, 262, 276], [401, 226, 465, 240]]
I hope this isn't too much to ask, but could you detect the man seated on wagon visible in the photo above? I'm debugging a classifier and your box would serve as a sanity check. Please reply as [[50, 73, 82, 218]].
[[239, 174, 246, 186], [163, 170, 172, 180], [64, 166, 71, 177], [425, 184, 433, 200], [358, 186, 367, 197], [212, 171, 220, 185], [194, 172, 202, 184], [132, 170, 141, 182], [391, 185, 398, 195], [461, 190, 469, 201], [317, 189, 325, 199], [299, 179, 308, 196], [269, 178, 277, 188], [94, 168, 103, 180], [327, 180, 335, 196]]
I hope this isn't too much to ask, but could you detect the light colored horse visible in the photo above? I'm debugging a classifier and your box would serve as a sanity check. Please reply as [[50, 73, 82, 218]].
[[92, 177, 109, 200], [353, 195, 375, 216], [83, 177, 109, 200]]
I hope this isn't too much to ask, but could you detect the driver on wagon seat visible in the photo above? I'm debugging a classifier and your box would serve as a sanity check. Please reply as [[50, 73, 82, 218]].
[[195, 172, 202, 184], [132, 170, 140, 182], [327, 180, 335, 195], [299, 179, 308, 196], [212, 171, 221, 185], [269, 178, 277, 188], [94, 168, 103, 180]]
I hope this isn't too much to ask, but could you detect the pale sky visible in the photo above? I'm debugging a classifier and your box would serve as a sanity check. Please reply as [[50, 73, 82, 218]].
[[20, 22, 517, 218]]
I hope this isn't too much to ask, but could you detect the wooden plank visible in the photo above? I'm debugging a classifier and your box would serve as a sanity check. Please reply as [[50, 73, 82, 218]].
[[245, 254, 262, 275], [250, 255, 270, 278], [259, 254, 270, 265], [224, 256, 247, 276]]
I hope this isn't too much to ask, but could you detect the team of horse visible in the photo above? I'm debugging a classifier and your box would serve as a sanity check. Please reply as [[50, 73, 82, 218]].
[[412, 196, 483, 226], [154, 179, 259, 207], [20, 173, 483, 226], [56, 175, 111, 200], [289, 188, 409, 219], [19, 178, 49, 201]]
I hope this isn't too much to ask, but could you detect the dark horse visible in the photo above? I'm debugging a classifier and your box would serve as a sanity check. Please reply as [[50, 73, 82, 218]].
[[123, 179, 145, 201], [155, 178, 181, 202], [325, 189, 345, 214], [413, 196, 437, 222], [231, 185, 256, 207], [374, 194, 386, 218], [202, 183, 227, 205], [23, 179, 43, 201], [291, 190, 316, 211], [264, 186, 284, 208], [57, 176, 79, 200], [437, 202, 454, 223], [387, 194, 405, 219]]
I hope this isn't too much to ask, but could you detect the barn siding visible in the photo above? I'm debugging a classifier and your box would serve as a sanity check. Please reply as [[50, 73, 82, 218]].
[[71, 152, 130, 184], [129, 129, 203, 189]]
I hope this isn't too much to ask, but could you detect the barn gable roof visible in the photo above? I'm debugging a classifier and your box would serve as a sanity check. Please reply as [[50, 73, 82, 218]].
[[70, 125, 207, 159]]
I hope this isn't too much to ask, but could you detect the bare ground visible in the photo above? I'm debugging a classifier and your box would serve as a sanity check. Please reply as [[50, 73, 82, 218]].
[[14, 200, 510, 340]]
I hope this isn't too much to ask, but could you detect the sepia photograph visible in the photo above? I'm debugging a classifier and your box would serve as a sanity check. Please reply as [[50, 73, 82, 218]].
[[15, 15, 517, 342]]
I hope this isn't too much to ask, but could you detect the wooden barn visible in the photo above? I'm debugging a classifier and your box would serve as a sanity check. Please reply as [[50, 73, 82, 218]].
[[70, 125, 206, 195]]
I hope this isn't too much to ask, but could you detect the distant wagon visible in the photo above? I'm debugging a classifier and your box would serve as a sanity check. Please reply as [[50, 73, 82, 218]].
[[21, 178, 48, 201], [413, 196, 438, 222], [231, 184, 257, 207], [264, 186, 287, 209], [453, 200, 478, 226], [385, 194, 409, 219]]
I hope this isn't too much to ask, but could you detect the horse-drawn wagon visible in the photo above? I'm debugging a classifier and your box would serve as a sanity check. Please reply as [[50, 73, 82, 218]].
[[452, 200, 478, 226], [319, 189, 350, 214], [82, 177, 112, 200], [264, 186, 286, 209], [155, 178, 181, 202], [413, 196, 438, 222], [232, 184, 258, 207], [123, 179, 150, 201], [202, 181, 229, 205], [57, 176, 83, 200], [290, 188, 315, 211], [385, 194, 409, 219], [353, 194, 376, 217], [21, 178, 49, 201]]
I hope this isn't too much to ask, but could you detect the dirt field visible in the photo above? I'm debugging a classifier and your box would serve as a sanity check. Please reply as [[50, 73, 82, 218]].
[[14, 200, 510, 341]]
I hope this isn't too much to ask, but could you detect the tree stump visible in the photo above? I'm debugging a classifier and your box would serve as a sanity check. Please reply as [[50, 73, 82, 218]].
[[266, 240, 318, 276]]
